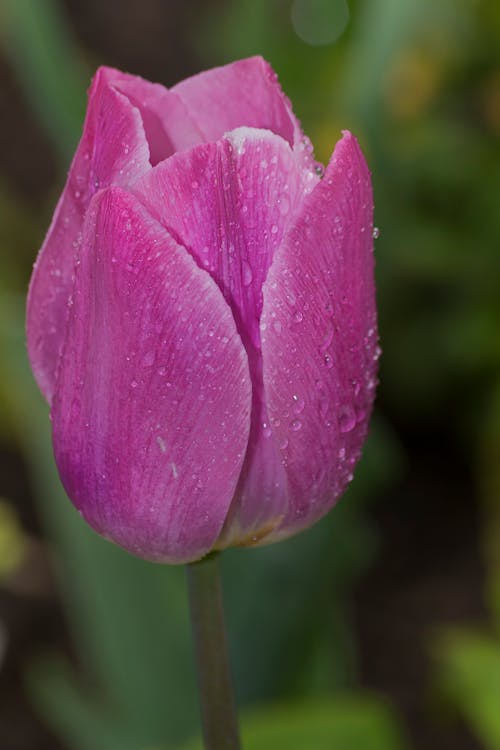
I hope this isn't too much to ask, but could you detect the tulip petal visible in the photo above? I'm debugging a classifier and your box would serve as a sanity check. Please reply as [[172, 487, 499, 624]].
[[173, 56, 302, 150], [27, 67, 152, 403], [51, 187, 251, 563], [133, 127, 317, 545], [134, 127, 311, 347], [256, 131, 378, 542], [109, 69, 204, 163]]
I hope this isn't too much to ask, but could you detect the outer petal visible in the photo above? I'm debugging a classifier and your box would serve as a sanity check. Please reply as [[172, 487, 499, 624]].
[[256, 131, 378, 543], [133, 127, 314, 546], [51, 187, 251, 563], [27, 67, 152, 403]]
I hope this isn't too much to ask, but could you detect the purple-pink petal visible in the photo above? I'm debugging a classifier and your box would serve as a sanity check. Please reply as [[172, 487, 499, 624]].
[[254, 131, 378, 543], [133, 127, 310, 349], [173, 56, 300, 149], [27, 67, 152, 402], [51, 187, 251, 563], [108, 69, 204, 164], [133, 127, 319, 546]]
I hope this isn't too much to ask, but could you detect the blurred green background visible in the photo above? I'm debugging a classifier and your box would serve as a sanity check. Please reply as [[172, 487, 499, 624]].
[[0, 0, 499, 748]]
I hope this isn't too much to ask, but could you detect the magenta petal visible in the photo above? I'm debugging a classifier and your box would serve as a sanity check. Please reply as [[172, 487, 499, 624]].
[[109, 70, 204, 163], [51, 188, 251, 563], [133, 127, 309, 347], [172, 56, 301, 149], [258, 131, 378, 543], [27, 67, 152, 403], [133, 127, 315, 546]]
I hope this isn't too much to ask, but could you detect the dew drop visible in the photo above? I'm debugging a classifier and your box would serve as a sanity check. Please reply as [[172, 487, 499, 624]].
[[338, 447, 346, 460], [319, 327, 333, 353], [338, 404, 356, 433], [142, 350, 155, 367], [271, 224, 279, 235], [242, 260, 253, 287], [324, 353, 334, 369], [280, 437, 289, 450], [130, 379, 138, 389], [292, 395, 305, 414], [355, 405, 367, 423], [262, 422, 272, 438], [291, 418, 302, 432], [293, 310, 303, 323], [372, 226, 380, 239], [278, 195, 290, 216], [314, 164, 325, 177]]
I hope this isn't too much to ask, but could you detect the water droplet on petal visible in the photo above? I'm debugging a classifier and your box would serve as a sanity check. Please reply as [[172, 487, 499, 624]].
[[339, 404, 356, 433], [319, 327, 333, 354], [242, 260, 253, 287], [293, 310, 303, 323], [324, 353, 334, 369], [291, 418, 302, 432], [156, 436, 167, 453], [292, 395, 305, 414], [262, 422, 272, 438], [372, 226, 380, 239], [142, 350, 155, 367], [278, 195, 290, 216], [355, 405, 367, 423]]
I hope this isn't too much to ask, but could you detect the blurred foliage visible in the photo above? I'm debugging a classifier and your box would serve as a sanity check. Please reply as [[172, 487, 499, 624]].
[[434, 629, 500, 750], [0, 0, 499, 748], [0, 0, 89, 162], [174, 695, 409, 750]]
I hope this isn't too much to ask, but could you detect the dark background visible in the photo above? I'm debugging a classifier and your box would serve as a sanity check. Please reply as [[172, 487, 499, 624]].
[[0, 1, 499, 748]]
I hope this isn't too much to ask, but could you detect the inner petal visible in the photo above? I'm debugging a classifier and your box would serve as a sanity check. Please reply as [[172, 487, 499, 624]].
[[105, 68, 205, 165], [133, 127, 309, 351], [133, 127, 314, 540]]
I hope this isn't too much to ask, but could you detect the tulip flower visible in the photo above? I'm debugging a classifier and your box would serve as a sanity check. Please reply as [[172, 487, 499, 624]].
[[27, 57, 378, 565]]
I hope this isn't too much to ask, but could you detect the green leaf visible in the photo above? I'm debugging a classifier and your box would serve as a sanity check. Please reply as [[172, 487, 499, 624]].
[[435, 628, 500, 749], [1, 0, 89, 161], [175, 695, 410, 750]]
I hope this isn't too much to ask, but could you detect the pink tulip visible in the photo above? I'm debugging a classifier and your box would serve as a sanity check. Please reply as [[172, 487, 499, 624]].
[[27, 57, 378, 563]]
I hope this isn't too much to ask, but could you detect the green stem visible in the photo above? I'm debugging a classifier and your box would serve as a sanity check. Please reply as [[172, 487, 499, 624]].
[[187, 553, 241, 750]]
